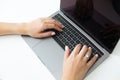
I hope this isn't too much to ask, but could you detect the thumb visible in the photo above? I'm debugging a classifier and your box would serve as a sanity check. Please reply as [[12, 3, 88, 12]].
[[34, 31, 56, 38], [64, 46, 70, 60]]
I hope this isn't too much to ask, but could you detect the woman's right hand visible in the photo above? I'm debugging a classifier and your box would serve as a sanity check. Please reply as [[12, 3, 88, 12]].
[[62, 44, 98, 80]]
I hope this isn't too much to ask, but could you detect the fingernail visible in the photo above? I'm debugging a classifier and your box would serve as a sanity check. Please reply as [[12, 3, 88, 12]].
[[95, 54, 98, 57], [51, 32, 55, 35], [65, 46, 68, 51], [59, 23, 63, 27], [61, 25, 64, 28], [89, 47, 92, 49], [84, 45, 87, 47]]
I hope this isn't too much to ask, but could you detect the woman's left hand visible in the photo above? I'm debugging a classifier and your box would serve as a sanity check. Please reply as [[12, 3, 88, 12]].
[[25, 18, 63, 38]]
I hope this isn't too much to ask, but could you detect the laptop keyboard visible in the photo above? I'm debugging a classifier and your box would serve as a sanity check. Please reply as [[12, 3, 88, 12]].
[[52, 14, 104, 59]]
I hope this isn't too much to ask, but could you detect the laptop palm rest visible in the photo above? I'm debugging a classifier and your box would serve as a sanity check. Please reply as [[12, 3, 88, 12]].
[[32, 38, 64, 80]]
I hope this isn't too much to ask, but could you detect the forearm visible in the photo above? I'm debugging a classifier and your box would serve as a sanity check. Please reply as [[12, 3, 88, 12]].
[[0, 22, 27, 35], [0, 18, 63, 38]]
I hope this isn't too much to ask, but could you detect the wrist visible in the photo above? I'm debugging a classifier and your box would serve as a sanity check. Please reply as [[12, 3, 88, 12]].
[[17, 23, 28, 35], [61, 75, 74, 80], [61, 74, 83, 80]]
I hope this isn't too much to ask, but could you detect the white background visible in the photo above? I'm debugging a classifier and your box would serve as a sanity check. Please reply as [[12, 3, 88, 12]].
[[0, 0, 120, 80], [0, 0, 59, 80], [0, 0, 59, 22]]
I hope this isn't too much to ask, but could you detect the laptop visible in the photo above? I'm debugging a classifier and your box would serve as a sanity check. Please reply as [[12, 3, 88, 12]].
[[22, 0, 120, 80]]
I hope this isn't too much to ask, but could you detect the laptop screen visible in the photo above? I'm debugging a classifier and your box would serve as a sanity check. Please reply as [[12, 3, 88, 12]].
[[60, 0, 120, 53]]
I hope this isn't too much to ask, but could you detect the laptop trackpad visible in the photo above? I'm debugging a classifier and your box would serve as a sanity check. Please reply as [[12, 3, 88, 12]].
[[32, 38, 64, 80]]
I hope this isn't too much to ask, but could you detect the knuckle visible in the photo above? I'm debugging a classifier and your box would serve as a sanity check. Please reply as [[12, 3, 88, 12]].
[[71, 54, 76, 58], [42, 21, 46, 24], [86, 65, 90, 69], [49, 32, 52, 35], [81, 62, 86, 67], [53, 23, 56, 27], [53, 20, 56, 23]]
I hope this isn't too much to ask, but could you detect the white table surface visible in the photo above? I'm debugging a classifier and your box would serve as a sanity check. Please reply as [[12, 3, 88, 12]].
[[0, 0, 120, 80]]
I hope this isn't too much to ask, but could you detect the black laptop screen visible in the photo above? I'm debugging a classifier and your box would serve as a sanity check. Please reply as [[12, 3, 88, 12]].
[[60, 0, 120, 53]]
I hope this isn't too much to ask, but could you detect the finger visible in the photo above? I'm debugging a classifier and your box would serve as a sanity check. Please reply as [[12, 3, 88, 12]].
[[78, 45, 88, 58], [32, 31, 56, 38], [55, 21, 63, 29], [64, 46, 70, 60], [45, 23, 63, 32], [83, 47, 92, 62], [87, 54, 98, 69], [71, 44, 81, 56], [44, 18, 63, 29], [50, 20, 63, 29]]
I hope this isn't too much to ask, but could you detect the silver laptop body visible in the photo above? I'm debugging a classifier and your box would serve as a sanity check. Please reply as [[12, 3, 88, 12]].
[[22, 10, 110, 80]]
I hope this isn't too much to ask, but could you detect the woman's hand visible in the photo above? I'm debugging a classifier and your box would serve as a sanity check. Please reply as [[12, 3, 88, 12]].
[[25, 18, 63, 38], [62, 44, 98, 80]]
